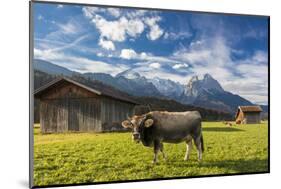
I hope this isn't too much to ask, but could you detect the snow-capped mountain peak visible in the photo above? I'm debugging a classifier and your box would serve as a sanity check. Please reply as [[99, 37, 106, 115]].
[[116, 69, 141, 80], [148, 77, 184, 98]]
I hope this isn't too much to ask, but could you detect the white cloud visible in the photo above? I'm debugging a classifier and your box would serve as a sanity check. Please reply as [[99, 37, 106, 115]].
[[189, 40, 203, 47], [173, 37, 233, 72], [223, 77, 268, 105], [252, 50, 268, 63], [120, 49, 137, 59], [125, 10, 148, 19], [145, 16, 163, 40], [236, 64, 268, 78], [175, 49, 212, 65], [34, 48, 128, 76], [82, 7, 121, 18], [119, 48, 182, 66], [57, 4, 64, 9], [107, 8, 121, 17], [179, 37, 232, 66], [144, 16, 161, 26], [82, 7, 99, 18], [92, 15, 145, 42], [83, 8, 164, 43], [92, 16, 126, 41], [191, 65, 234, 83], [172, 63, 189, 69], [142, 54, 180, 64], [164, 31, 192, 40], [56, 21, 79, 34], [147, 25, 164, 40], [97, 52, 103, 57], [98, 38, 115, 50], [225, 58, 268, 104], [149, 62, 161, 69], [83, 7, 151, 20], [126, 19, 145, 37], [140, 52, 147, 59]]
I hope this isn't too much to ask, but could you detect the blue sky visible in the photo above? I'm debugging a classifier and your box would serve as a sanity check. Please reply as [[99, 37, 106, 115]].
[[33, 2, 269, 104]]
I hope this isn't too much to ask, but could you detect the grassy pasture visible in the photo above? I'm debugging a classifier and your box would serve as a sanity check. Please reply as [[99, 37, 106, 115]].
[[33, 122, 268, 186]]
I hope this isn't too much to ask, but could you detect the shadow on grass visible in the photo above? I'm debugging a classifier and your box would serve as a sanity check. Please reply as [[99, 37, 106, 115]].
[[165, 158, 268, 173], [200, 159, 268, 173], [203, 127, 245, 132]]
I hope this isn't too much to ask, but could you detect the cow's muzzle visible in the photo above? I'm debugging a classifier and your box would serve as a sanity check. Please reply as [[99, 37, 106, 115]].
[[132, 132, 140, 142]]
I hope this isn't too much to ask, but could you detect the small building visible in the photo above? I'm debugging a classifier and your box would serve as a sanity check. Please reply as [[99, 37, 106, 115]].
[[235, 106, 263, 124], [34, 77, 138, 133]]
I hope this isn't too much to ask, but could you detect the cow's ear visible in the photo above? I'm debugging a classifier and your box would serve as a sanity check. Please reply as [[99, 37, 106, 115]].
[[122, 120, 132, 128], [144, 119, 154, 128]]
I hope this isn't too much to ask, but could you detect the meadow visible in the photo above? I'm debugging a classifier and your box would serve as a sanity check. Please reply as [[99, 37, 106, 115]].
[[33, 122, 268, 186]]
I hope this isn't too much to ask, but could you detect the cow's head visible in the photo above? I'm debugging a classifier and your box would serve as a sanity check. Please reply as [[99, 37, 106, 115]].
[[122, 115, 154, 143]]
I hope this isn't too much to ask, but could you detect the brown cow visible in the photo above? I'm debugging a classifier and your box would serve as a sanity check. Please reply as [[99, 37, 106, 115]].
[[122, 111, 204, 163]]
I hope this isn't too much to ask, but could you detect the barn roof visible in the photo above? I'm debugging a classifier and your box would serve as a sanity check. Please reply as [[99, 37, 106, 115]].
[[34, 77, 139, 105], [239, 106, 263, 112]]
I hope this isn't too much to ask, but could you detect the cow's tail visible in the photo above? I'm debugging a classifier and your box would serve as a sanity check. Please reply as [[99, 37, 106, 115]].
[[200, 134, 204, 152]]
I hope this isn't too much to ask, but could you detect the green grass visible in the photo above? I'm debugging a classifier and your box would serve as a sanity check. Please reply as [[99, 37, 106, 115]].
[[33, 121, 268, 186]]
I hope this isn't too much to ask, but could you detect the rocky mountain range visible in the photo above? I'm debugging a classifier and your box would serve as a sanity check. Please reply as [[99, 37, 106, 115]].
[[33, 59, 267, 114], [179, 74, 253, 113]]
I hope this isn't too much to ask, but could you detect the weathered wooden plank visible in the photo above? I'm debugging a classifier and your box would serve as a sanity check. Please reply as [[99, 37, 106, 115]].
[[101, 97, 135, 131], [56, 99, 68, 132], [40, 100, 60, 133], [67, 98, 102, 132]]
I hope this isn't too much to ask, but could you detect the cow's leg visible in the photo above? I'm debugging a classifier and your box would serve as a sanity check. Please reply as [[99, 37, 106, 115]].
[[159, 142, 167, 161], [153, 140, 160, 164], [184, 140, 192, 161], [193, 136, 203, 162]]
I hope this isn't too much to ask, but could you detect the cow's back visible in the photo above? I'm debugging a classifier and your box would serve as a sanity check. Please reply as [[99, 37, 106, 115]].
[[149, 111, 202, 143]]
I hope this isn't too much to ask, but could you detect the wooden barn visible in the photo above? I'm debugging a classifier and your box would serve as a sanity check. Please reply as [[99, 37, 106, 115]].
[[235, 106, 263, 124], [34, 77, 138, 133]]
